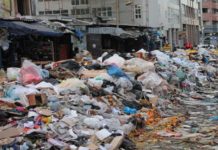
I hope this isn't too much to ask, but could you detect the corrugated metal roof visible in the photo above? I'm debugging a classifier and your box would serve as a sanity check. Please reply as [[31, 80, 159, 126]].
[[0, 19, 64, 37], [88, 27, 143, 38]]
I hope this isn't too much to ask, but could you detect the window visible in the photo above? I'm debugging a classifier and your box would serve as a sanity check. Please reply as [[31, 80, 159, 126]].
[[45, 11, 52, 14], [81, 0, 85, 4], [81, 9, 85, 15], [39, 11, 45, 15], [71, 9, 76, 15], [212, 9, 218, 14], [53, 10, 60, 14], [76, 0, 79, 5], [93, 7, 112, 17], [92, 8, 97, 14], [61, 10, 68, 15], [71, 8, 89, 15], [97, 8, 101, 16], [81, 0, 88, 4], [72, 0, 79, 5], [212, 21, 218, 25], [107, 7, 112, 17], [135, 5, 141, 19], [86, 8, 89, 14], [203, 8, 208, 13], [76, 9, 80, 15], [72, 0, 88, 5], [102, 7, 107, 17], [72, 0, 75, 5]]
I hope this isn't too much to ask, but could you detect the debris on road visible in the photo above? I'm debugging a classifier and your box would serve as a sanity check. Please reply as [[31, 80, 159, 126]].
[[0, 48, 217, 149]]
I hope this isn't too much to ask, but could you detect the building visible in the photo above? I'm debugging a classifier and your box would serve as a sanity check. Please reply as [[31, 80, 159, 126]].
[[202, 0, 218, 45], [0, 0, 12, 17], [0, 0, 33, 18], [34, 0, 150, 26], [149, 0, 181, 47], [179, 0, 202, 47], [13, 0, 33, 16], [33, 0, 178, 41], [33, 0, 202, 48]]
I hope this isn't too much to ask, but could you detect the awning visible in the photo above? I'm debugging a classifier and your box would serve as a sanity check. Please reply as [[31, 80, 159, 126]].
[[0, 20, 64, 37], [88, 27, 142, 39]]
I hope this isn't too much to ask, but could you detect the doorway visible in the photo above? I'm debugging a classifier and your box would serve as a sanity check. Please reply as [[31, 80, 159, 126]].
[[16, 0, 31, 15]]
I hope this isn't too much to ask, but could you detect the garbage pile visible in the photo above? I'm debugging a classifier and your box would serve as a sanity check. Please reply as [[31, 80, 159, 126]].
[[0, 48, 217, 149]]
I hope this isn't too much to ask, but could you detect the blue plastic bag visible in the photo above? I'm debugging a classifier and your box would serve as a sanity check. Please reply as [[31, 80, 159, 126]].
[[124, 107, 137, 115], [209, 116, 218, 121], [5, 86, 20, 100], [107, 65, 129, 79], [41, 69, 49, 79]]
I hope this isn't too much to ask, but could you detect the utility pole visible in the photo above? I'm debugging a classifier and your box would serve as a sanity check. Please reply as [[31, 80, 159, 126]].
[[145, 0, 149, 27], [116, 0, 119, 28]]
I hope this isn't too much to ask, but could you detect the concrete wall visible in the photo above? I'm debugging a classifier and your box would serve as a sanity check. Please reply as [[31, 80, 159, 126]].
[[179, 0, 202, 46], [147, 0, 160, 28], [35, 0, 72, 16], [32, 0, 202, 46], [146, 0, 180, 46], [34, 0, 150, 26], [0, 0, 12, 18]]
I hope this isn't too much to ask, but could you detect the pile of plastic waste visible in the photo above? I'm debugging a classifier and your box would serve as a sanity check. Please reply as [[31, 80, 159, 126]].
[[0, 48, 217, 149]]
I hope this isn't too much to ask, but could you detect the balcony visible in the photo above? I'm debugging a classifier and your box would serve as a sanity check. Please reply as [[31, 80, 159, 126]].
[[202, 1, 218, 9], [203, 13, 218, 21], [182, 17, 200, 25]]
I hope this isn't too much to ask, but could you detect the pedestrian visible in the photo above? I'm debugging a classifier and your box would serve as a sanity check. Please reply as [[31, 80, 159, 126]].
[[72, 47, 79, 57], [172, 43, 177, 52], [0, 47, 3, 69]]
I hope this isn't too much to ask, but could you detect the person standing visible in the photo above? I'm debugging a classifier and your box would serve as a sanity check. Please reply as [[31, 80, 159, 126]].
[[0, 47, 2, 69]]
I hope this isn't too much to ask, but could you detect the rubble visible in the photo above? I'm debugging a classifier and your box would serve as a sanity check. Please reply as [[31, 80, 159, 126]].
[[0, 48, 217, 149]]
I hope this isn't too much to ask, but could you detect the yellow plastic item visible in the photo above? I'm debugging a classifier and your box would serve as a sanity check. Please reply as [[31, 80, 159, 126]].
[[212, 49, 218, 55], [42, 116, 52, 124], [163, 44, 171, 52], [186, 49, 198, 55]]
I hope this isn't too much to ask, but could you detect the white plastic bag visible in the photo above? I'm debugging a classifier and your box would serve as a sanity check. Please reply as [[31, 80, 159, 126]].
[[136, 48, 147, 54], [32, 81, 55, 89], [174, 49, 187, 57], [137, 72, 163, 90], [5, 85, 39, 101], [151, 50, 171, 65], [115, 77, 133, 91], [56, 78, 87, 93], [123, 58, 155, 74], [173, 57, 199, 69], [103, 54, 125, 68], [198, 48, 209, 56], [7, 67, 20, 81], [83, 117, 102, 129], [206, 65, 217, 74], [87, 78, 103, 89], [102, 118, 121, 130]]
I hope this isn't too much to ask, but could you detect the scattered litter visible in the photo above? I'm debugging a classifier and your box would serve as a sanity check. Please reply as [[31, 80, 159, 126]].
[[0, 47, 217, 149]]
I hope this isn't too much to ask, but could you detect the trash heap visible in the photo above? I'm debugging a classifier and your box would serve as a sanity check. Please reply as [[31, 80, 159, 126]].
[[0, 48, 217, 149]]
